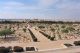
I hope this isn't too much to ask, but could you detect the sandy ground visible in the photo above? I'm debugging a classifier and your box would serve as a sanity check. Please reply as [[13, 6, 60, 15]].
[[0, 27, 80, 53]]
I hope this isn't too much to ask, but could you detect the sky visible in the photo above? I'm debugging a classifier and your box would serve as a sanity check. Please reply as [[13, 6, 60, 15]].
[[0, 0, 80, 21]]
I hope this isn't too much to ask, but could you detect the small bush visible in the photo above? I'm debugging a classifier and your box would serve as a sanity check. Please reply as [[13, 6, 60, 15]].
[[61, 25, 66, 28], [61, 29, 69, 33], [38, 26, 45, 28], [74, 41, 80, 46], [13, 46, 24, 52], [50, 37, 54, 41], [48, 36, 51, 39], [64, 44, 73, 47], [51, 28, 55, 32], [23, 28, 26, 32], [66, 27, 75, 31]]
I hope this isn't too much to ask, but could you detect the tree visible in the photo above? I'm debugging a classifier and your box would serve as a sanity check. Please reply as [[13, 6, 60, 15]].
[[23, 28, 26, 32], [0, 29, 14, 39]]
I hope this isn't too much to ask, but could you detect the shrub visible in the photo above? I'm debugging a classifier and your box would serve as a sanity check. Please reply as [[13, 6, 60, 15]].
[[48, 36, 51, 39], [26, 47, 35, 51], [64, 44, 73, 47], [50, 37, 54, 41], [66, 27, 75, 31], [38, 26, 45, 28], [58, 35, 62, 39], [61, 29, 69, 33], [13, 46, 24, 52], [50, 28, 55, 32], [74, 41, 80, 46], [23, 28, 26, 32], [61, 25, 66, 28]]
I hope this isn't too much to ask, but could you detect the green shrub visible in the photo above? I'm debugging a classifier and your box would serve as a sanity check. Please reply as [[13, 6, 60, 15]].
[[23, 28, 26, 32], [61, 29, 69, 33], [51, 28, 55, 32], [50, 37, 54, 41], [48, 36, 51, 39], [38, 26, 45, 28], [59, 35, 62, 39], [61, 25, 66, 28], [66, 27, 75, 31]]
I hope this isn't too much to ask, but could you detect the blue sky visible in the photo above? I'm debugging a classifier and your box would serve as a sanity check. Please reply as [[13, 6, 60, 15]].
[[0, 0, 80, 21]]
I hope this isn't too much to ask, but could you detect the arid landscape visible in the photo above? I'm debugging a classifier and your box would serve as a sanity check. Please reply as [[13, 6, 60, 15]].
[[0, 20, 80, 53], [0, 0, 80, 53]]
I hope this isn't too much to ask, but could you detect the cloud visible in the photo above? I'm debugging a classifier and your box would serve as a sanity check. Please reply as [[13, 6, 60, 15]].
[[0, 1, 39, 10], [50, 0, 80, 21], [38, 0, 58, 8], [0, 0, 80, 21]]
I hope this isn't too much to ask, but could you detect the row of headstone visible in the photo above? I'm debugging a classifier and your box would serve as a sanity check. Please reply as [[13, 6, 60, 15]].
[[0, 46, 36, 53]]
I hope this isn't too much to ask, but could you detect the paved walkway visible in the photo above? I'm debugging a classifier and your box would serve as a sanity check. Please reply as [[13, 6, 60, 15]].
[[28, 28, 67, 51], [29, 46, 80, 53], [29, 28, 51, 42], [13, 46, 80, 53], [26, 42, 67, 51]]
